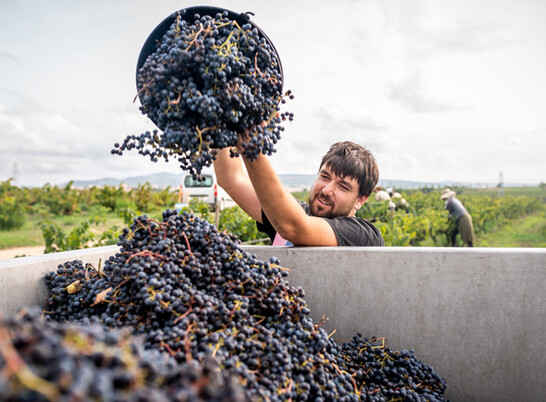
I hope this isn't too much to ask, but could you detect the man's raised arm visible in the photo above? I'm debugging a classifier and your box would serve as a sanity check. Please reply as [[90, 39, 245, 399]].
[[213, 148, 263, 223], [241, 152, 338, 246]]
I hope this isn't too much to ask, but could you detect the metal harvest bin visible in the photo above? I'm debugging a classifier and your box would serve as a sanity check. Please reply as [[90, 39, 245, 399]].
[[1, 246, 545, 401]]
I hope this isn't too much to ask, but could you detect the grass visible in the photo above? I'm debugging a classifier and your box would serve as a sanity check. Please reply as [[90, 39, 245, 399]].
[[475, 213, 546, 247], [0, 212, 127, 250], [0, 216, 48, 248]]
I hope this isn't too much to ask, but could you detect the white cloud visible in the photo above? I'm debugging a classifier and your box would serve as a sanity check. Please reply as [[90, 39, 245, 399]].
[[1, 0, 545, 187], [0, 50, 19, 63], [388, 71, 462, 113]]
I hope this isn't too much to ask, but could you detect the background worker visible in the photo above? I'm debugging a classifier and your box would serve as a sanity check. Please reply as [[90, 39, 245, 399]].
[[213, 141, 384, 247], [441, 188, 474, 247]]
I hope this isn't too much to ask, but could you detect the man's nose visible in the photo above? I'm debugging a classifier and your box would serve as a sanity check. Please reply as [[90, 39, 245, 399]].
[[322, 183, 334, 196]]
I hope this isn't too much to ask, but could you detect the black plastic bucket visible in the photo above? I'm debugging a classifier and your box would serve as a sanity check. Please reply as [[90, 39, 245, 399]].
[[135, 5, 284, 103]]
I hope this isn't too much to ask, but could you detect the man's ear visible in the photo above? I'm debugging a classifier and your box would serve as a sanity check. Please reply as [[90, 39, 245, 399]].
[[354, 196, 369, 211]]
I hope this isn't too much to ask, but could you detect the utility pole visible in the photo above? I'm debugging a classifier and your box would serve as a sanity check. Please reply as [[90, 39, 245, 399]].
[[12, 161, 18, 185], [498, 171, 504, 196]]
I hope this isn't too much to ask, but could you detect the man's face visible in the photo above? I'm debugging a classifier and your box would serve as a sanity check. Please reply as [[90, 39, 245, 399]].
[[308, 165, 367, 218]]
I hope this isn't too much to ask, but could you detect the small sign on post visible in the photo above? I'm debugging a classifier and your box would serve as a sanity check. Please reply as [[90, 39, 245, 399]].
[[214, 200, 220, 228]]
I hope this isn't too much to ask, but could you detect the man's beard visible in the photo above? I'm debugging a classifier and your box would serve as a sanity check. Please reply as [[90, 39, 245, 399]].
[[309, 193, 353, 219]]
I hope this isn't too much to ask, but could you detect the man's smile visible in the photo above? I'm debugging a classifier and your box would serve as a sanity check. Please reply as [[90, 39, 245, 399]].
[[317, 194, 332, 206]]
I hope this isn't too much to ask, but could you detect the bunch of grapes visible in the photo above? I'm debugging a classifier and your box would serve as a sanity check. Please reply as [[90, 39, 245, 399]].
[[0, 307, 247, 401], [37, 210, 447, 401], [338, 335, 448, 401], [112, 10, 294, 179]]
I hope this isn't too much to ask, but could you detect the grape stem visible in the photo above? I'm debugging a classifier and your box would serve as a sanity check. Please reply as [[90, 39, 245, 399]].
[[133, 79, 155, 103], [126, 249, 163, 264], [184, 322, 196, 361], [168, 90, 182, 106], [173, 306, 194, 324], [160, 341, 180, 357], [277, 378, 293, 396], [182, 231, 192, 254]]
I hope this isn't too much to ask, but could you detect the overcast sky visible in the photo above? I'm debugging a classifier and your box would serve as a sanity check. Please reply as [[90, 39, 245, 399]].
[[1, 0, 545, 187]]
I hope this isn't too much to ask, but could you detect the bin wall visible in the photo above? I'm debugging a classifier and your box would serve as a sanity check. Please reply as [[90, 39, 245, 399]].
[[1, 246, 545, 401]]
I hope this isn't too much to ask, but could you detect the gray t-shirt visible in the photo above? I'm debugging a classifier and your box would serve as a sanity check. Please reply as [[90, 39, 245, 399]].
[[256, 201, 384, 247], [445, 196, 468, 219]]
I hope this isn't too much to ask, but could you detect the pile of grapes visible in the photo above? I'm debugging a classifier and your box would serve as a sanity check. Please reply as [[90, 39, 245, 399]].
[[5, 209, 448, 401], [0, 308, 246, 401], [112, 10, 294, 178]]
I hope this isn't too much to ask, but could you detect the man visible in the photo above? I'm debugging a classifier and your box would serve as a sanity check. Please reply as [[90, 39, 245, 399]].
[[213, 140, 384, 247], [440, 188, 474, 247]]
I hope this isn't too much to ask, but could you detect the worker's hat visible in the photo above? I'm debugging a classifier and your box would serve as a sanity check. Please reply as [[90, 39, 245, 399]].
[[440, 188, 456, 200]]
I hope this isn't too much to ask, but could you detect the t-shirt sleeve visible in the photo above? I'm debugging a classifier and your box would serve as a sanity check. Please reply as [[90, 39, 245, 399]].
[[256, 200, 309, 244], [324, 217, 385, 247], [256, 210, 276, 243], [257, 204, 384, 247]]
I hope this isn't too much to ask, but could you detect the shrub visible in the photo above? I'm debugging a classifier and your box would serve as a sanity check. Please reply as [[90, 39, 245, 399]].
[[0, 196, 26, 230], [0, 179, 27, 230], [219, 206, 264, 243]]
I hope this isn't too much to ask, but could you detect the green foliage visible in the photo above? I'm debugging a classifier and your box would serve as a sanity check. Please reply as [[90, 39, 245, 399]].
[[155, 185, 177, 207], [114, 197, 137, 213], [476, 212, 546, 247], [174, 201, 265, 243], [218, 205, 264, 243], [174, 200, 266, 243], [118, 207, 140, 226], [358, 190, 544, 247], [1, 180, 178, 222], [0, 196, 27, 230], [96, 225, 123, 246], [38, 215, 119, 254], [460, 194, 542, 236], [131, 183, 155, 212], [0, 179, 27, 230], [86, 204, 111, 217], [371, 210, 452, 247], [359, 201, 392, 220], [177, 199, 214, 224], [291, 191, 309, 203], [36, 182, 80, 215], [96, 185, 126, 211], [2, 179, 545, 251]]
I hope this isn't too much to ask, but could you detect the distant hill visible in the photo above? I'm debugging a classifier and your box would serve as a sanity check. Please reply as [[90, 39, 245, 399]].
[[70, 172, 182, 189], [378, 178, 534, 189], [70, 173, 316, 190], [68, 172, 534, 191]]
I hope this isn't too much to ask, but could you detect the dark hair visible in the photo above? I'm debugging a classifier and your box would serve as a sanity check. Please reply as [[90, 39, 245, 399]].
[[319, 141, 379, 198]]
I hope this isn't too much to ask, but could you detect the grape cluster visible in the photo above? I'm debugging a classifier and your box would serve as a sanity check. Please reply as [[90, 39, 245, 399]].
[[38, 210, 448, 401], [338, 335, 448, 401], [112, 10, 294, 179], [0, 307, 246, 401]]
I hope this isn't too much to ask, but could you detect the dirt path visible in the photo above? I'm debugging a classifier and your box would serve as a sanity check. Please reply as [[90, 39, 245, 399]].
[[0, 246, 45, 261]]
